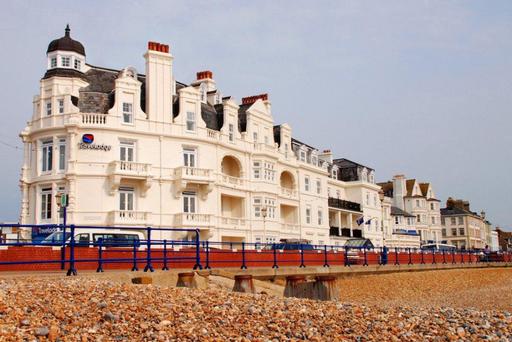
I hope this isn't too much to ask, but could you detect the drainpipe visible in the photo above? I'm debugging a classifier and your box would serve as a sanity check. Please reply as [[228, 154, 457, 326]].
[[159, 135, 163, 238], [296, 170, 303, 240]]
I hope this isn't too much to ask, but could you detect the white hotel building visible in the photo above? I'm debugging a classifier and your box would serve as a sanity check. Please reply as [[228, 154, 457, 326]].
[[19, 27, 384, 245]]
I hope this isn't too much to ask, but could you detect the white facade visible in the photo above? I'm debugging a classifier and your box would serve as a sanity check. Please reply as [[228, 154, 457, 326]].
[[378, 175, 442, 246], [19, 30, 384, 246]]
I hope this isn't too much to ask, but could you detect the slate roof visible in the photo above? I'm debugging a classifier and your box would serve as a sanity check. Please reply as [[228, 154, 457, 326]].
[[391, 206, 415, 217], [237, 104, 251, 132], [333, 158, 374, 171], [378, 181, 393, 197], [47, 25, 86, 56], [273, 126, 281, 147]]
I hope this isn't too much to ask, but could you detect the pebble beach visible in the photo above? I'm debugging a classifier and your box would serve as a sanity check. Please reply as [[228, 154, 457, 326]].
[[0, 268, 511, 341]]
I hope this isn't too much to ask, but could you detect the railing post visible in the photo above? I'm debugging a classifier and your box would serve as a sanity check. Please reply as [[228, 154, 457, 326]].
[[131, 240, 138, 271], [452, 250, 456, 264], [272, 243, 278, 269], [408, 248, 412, 265], [162, 239, 169, 271], [240, 241, 247, 270], [442, 250, 447, 264], [96, 238, 104, 273], [205, 240, 211, 270], [468, 251, 472, 264], [143, 227, 154, 272], [344, 246, 350, 267], [461, 250, 465, 264], [394, 248, 399, 265], [323, 245, 329, 267], [420, 249, 425, 264], [363, 247, 368, 266], [60, 224, 66, 270], [299, 244, 306, 268], [432, 249, 436, 264], [192, 229, 202, 270], [66, 224, 77, 276]]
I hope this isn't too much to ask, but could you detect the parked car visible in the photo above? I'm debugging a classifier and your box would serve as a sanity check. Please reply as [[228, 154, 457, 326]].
[[420, 243, 456, 252], [263, 239, 315, 251], [40, 229, 144, 248]]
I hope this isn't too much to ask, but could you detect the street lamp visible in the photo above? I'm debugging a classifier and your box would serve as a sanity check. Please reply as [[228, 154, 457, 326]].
[[261, 206, 268, 245]]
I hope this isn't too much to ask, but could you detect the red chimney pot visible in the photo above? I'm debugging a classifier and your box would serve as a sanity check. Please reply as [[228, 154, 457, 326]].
[[241, 93, 268, 105]]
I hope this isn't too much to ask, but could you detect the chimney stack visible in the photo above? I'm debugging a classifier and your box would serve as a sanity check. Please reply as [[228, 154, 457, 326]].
[[242, 93, 268, 105], [191, 70, 216, 92], [144, 41, 173, 125], [319, 150, 333, 164], [392, 174, 406, 210]]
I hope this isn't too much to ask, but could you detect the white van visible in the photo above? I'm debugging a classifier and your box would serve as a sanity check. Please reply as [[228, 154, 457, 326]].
[[41, 228, 145, 248]]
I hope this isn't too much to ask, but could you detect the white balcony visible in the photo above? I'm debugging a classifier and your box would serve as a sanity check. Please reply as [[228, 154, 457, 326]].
[[206, 129, 219, 140], [219, 216, 247, 227], [218, 174, 246, 189], [81, 113, 108, 125], [109, 161, 153, 196], [108, 210, 152, 226], [280, 187, 298, 199], [174, 213, 212, 228], [281, 222, 300, 231], [173, 167, 214, 199], [174, 166, 214, 183], [253, 143, 277, 154]]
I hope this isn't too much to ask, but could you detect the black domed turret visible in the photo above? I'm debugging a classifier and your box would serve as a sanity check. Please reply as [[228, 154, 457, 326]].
[[47, 25, 86, 56]]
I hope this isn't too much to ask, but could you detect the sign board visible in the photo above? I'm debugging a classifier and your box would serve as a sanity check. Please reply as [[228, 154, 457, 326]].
[[78, 133, 112, 151]]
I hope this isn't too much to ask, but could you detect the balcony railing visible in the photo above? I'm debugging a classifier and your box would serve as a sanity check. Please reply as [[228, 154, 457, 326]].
[[82, 113, 107, 125], [220, 217, 246, 226], [328, 198, 362, 212], [110, 161, 151, 176], [174, 213, 212, 227], [108, 210, 151, 225], [282, 223, 299, 231], [280, 187, 298, 198], [329, 227, 353, 237], [219, 174, 246, 188], [206, 129, 218, 139], [174, 166, 214, 183]]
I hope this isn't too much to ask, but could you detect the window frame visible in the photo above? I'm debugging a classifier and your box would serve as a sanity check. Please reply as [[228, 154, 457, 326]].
[[122, 102, 134, 124], [41, 140, 53, 173], [119, 187, 135, 212], [61, 56, 71, 68], [186, 111, 196, 132], [40, 187, 52, 221]]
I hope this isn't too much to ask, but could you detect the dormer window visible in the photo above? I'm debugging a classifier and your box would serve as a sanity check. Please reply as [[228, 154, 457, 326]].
[[123, 102, 133, 124], [74, 59, 81, 70], [50, 57, 57, 68], [215, 92, 222, 105], [199, 84, 207, 103], [61, 56, 70, 68], [332, 169, 338, 179], [300, 151, 306, 162], [311, 155, 317, 166]]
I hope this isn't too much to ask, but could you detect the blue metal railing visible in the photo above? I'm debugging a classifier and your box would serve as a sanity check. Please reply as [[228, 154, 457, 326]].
[[0, 223, 509, 274], [0, 224, 202, 275]]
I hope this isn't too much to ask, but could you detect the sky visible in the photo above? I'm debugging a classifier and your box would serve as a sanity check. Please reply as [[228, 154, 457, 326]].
[[0, 1, 510, 228]]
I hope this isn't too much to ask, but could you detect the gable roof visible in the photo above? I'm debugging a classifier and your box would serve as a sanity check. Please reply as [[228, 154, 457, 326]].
[[405, 179, 416, 196], [419, 183, 430, 197]]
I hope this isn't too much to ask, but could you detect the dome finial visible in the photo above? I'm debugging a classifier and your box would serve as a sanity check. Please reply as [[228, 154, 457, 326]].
[[65, 24, 70, 37]]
